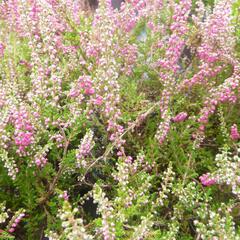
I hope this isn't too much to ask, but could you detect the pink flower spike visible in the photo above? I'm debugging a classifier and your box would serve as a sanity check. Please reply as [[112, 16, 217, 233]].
[[230, 124, 240, 141], [63, 191, 69, 201], [172, 112, 188, 123], [199, 173, 216, 186], [0, 43, 5, 57], [8, 228, 15, 233]]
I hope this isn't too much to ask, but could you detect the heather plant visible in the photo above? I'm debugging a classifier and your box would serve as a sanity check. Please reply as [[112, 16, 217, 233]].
[[0, 0, 240, 239]]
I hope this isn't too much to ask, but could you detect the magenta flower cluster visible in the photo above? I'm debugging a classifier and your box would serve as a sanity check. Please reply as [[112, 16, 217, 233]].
[[230, 124, 240, 141], [172, 112, 188, 123], [11, 107, 34, 156], [199, 173, 216, 187], [8, 212, 25, 233]]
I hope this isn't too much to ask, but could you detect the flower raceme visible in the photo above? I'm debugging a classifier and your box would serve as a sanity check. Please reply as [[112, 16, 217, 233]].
[[230, 124, 240, 141], [76, 130, 95, 168], [172, 112, 188, 123], [11, 107, 35, 156], [0, 43, 4, 57], [199, 173, 216, 187]]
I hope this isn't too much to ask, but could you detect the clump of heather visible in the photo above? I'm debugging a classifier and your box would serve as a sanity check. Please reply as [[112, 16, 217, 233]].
[[0, 0, 240, 239]]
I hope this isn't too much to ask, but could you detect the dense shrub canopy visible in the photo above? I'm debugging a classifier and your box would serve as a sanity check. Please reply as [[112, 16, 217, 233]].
[[0, 0, 240, 239]]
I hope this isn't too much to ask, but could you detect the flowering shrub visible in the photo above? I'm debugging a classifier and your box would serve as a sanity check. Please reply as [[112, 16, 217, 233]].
[[0, 0, 240, 239]]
